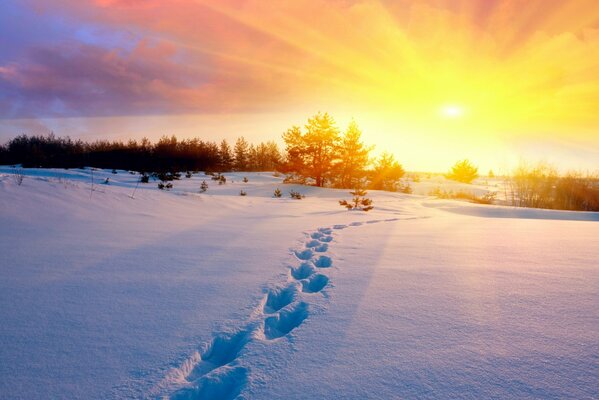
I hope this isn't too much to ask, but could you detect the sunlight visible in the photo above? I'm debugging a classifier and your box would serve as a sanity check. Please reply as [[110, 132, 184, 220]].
[[440, 105, 465, 119]]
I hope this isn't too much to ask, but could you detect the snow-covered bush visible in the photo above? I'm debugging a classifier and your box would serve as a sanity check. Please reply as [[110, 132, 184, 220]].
[[289, 190, 304, 199], [12, 168, 24, 186]]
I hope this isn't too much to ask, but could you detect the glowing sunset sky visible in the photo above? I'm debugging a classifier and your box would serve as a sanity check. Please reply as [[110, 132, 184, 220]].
[[1, 0, 598, 171]]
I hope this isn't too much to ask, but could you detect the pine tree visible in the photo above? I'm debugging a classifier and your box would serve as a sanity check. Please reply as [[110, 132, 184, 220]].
[[335, 120, 372, 189], [339, 189, 374, 211], [447, 159, 479, 183], [234, 137, 249, 171], [370, 152, 405, 191], [273, 188, 282, 198], [303, 112, 340, 187], [219, 140, 234, 171], [282, 125, 306, 178], [200, 180, 208, 192]]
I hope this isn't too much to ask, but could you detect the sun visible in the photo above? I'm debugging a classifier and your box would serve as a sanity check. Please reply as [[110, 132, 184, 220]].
[[440, 105, 465, 119]]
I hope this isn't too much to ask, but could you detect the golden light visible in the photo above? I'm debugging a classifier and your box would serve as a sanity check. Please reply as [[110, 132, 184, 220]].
[[440, 105, 465, 119]]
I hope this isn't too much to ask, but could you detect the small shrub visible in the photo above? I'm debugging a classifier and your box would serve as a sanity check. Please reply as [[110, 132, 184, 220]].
[[243, 176, 249, 183], [200, 180, 208, 193], [399, 182, 412, 194], [240, 190, 247, 196], [446, 159, 478, 183], [219, 175, 226, 185], [339, 189, 374, 211], [140, 174, 150, 183], [12, 168, 25, 186], [158, 182, 173, 190], [429, 187, 495, 204], [185, 171, 192, 178], [103, 178, 110, 185], [112, 169, 117, 174], [274, 188, 282, 198], [289, 190, 305, 199], [154, 171, 181, 181]]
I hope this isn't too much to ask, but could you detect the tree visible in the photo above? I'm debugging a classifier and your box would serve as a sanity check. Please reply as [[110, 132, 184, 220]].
[[447, 159, 479, 183], [282, 125, 306, 178], [219, 140, 234, 171], [304, 112, 340, 187], [335, 120, 372, 189], [234, 137, 249, 171], [370, 152, 405, 191], [281, 112, 340, 187], [339, 188, 374, 211]]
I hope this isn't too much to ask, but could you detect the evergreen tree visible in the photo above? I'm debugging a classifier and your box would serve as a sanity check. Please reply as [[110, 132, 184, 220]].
[[339, 189, 374, 212], [282, 125, 306, 177], [304, 112, 340, 187], [335, 120, 372, 189], [370, 152, 405, 191], [200, 180, 208, 192], [234, 137, 249, 171], [447, 159, 478, 183], [219, 140, 234, 171]]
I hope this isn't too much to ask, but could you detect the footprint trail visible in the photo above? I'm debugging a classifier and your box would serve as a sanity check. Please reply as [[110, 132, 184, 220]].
[[155, 217, 403, 399]]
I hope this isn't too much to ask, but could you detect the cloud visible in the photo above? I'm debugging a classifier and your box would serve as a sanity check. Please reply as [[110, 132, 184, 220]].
[[2, 0, 599, 137], [0, 40, 209, 118]]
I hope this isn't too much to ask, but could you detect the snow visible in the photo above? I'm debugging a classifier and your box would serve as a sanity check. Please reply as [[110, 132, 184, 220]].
[[0, 167, 598, 399]]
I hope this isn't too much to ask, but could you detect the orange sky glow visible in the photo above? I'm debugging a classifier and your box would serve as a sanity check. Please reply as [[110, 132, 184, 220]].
[[1, 0, 598, 172]]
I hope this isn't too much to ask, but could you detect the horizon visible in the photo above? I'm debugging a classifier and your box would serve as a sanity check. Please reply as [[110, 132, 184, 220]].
[[1, 1, 599, 173]]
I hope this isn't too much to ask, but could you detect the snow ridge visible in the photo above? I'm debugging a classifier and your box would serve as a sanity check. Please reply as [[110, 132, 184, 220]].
[[154, 219, 394, 399]]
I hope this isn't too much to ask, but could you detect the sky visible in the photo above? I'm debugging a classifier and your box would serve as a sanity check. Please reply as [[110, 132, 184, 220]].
[[1, 0, 598, 172]]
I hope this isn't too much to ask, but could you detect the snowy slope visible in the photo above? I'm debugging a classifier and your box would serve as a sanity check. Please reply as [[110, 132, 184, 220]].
[[0, 167, 598, 399]]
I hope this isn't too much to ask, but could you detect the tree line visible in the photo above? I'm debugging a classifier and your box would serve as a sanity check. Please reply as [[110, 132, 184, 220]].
[[0, 134, 282, 173], [0, 112, 408, 191]]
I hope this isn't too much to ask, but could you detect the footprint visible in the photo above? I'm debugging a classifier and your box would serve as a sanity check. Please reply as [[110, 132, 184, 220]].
[[264, 283, 299, 313], [366, 220, 381, 224], [294, 249, 313, 260], [318, 235, 333, 243], [333, 224, 346, 230], [310, 232, 324, 240], [349, 222, 363, 226], [314, 255, 332, 268], [314, 243, 328, 252], [263, 302, 309, 340], [171, 366, 248, 400], [305, 239, 321, 248], [187, 329, 251, 381], [318, 227, 333, 235], [290, 262, 316, 280], [301, 274, 329, 293]]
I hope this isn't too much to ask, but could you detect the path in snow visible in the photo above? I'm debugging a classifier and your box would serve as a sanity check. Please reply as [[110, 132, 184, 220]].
[[154, 218, 399, 399]]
